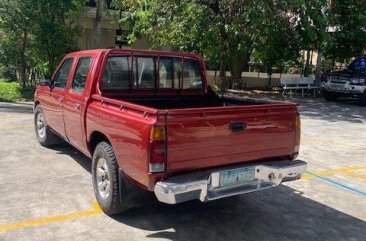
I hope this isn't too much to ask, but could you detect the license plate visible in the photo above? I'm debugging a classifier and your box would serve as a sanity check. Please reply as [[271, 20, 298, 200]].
[[330, 84, 344, 91], [219, 167, 255, 188]]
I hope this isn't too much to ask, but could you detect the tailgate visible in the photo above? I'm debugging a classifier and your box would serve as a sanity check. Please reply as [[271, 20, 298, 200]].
[[165, 104, 298, 174]]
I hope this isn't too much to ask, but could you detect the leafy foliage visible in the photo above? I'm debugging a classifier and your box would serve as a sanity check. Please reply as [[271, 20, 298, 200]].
[[0, 0, 84, 85], [0, 80, 35, 102], [29, 0, 84, 73], [114, 0, 330, 87], [325, 0, 366, 62]]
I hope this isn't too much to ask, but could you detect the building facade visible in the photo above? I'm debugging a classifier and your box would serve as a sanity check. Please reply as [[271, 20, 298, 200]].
[[78, 1, 171, 51]]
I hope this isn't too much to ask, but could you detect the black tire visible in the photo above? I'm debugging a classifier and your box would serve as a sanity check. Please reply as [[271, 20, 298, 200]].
[[34, 105, 62, 147], [323, 90, 339, 101], [359, 92, 366, 107], [92, 142, 127, 215]]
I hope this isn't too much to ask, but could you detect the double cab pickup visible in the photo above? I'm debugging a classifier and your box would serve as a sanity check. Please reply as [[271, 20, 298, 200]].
[[34, 49, 307, 215]]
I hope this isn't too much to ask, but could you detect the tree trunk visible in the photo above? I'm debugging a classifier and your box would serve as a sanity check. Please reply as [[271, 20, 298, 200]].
[[304, 49, 311, 77], [47, 50, 55, 76], [219, 59, 226, 93], [19, 30, 28, 88], [268, 65, 273, 88], [229, 54, 246, 90], [230, 62, 243, 82], [315, 52, 323, 86], [93, 0, 104, 49]]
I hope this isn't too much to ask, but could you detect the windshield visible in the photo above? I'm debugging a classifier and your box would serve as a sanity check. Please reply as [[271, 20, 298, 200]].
[[347, 57, 366, 72]]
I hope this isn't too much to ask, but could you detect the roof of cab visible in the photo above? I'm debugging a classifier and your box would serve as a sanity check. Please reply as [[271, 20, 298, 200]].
[[65, 48, 202, 59]]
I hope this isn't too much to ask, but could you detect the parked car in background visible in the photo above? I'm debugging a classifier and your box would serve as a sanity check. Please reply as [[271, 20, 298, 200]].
[[33, 49, 307, 216], [323, 56, 366, 106]]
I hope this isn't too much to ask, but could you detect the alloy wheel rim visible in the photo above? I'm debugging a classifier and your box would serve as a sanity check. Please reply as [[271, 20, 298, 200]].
[[36, 112, 46, 139], [96, 157, 110, 199]]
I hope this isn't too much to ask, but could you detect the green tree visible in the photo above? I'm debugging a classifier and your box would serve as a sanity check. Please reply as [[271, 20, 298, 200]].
[[0, 0, 33, 87], [295, 0, 328, 77], [325, 0, 366, 64], [27, 0, 84, 74], [115, 0, 329, 90], [0, 0, 84, 83]]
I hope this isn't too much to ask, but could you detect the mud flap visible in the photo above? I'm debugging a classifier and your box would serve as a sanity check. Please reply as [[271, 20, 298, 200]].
[[118, 168, 156, 208]]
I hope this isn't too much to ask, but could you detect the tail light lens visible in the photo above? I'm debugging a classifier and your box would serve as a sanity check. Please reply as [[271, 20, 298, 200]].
[[293, 112, 301, 159], [149, 126, 166, 173]]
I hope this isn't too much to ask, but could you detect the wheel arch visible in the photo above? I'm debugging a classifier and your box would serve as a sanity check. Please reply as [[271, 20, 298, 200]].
[[33, 100, 41, 111], [89, 131, 112, 155]]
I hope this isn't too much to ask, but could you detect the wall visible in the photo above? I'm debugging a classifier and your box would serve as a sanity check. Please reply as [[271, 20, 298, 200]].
[[206, 71, 312, 89]]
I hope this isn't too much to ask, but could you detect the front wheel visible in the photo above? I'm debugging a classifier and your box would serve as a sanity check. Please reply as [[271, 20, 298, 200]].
[[92, 142, 127, 215], [34, 105, 62, 147], [323, 90, 339, 101]]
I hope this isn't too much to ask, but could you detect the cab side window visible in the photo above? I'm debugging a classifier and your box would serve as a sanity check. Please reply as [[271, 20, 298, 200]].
[[101, 56, 131, 90], [182, 59, 202, 89], [72, 57, 93, 94], [53, 58, 74, 89]]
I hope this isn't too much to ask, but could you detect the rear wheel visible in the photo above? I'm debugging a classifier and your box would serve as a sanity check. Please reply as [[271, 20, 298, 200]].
[[92, 142, 127, 215], [34, 105, 62, 147], [323, 90, 339, 101], [359, 92, 366, 107]]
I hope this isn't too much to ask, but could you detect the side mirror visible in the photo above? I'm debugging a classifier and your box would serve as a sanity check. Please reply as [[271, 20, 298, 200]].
[[39, 75, 53, 89]]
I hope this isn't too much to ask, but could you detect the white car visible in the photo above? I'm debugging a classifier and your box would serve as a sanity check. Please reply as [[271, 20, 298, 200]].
[[323, 57, 366, 106]]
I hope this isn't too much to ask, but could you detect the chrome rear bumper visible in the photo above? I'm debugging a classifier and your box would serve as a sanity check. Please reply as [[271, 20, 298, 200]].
[[154, 160, 307, 204]]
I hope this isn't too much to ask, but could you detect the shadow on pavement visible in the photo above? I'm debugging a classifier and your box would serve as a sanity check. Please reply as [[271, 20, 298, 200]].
[[297, 98, 366, 124], [0, 102, 33, 114], [232, 93, 365, 124], [49, 143, 92, 173], [112, 185, 366, 241]]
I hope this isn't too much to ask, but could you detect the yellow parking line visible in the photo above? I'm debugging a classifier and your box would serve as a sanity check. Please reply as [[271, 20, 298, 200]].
[[345, 171, 366, 182], [302, 136, 365, 149], [0, 125, 33, 129], [302, 165, 366, 180], [302, 173, 312, 179], [0, 202, 102, 232]]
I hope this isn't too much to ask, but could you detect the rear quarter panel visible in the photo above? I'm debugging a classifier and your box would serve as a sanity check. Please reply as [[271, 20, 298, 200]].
[[86, 100, 164, 190]]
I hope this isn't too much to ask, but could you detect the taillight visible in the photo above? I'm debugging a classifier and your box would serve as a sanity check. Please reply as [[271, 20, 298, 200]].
[[149, 126, 166, 172], [293, 112, 301, 159]]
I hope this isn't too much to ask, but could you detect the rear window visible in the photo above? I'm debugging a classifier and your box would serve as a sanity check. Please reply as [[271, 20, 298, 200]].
[[159, 57, 182, 89], [101, 56, 131, 90], [134, 56, 157, 89], [100, 55, 203, 91]]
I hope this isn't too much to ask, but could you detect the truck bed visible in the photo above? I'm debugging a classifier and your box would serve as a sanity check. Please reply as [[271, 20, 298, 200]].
[[96, 93, 298, 175], [104, 94, 276, 109]]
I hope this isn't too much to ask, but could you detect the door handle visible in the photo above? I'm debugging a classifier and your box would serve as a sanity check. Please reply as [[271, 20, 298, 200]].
[[74, 103, 81, 110]]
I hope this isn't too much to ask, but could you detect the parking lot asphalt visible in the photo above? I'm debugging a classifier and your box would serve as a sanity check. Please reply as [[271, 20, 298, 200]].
[[0, 97, 366, 241]]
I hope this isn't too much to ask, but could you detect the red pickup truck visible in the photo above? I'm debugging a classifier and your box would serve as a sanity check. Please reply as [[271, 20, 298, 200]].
[[34, 49, 306, 215]]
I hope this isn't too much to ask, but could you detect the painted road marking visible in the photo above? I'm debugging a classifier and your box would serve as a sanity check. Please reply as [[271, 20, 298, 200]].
[[306, 171, 366, 198], [303, 136, 365, 150], [0, 125, 33, 129], [0, 202, 102, 232], [302, 165, 366, 180], [345, 171, 366, 182]]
